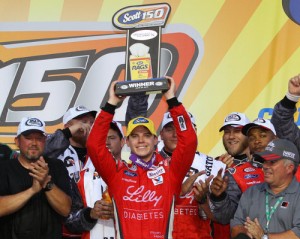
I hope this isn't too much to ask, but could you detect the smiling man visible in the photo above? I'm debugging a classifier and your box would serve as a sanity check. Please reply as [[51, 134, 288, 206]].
[[87, 76, 197, 239], [231, 138, 300, 239]]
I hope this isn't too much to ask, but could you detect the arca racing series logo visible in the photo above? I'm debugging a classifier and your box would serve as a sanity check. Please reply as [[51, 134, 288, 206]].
[[0, 22, 203, 148]]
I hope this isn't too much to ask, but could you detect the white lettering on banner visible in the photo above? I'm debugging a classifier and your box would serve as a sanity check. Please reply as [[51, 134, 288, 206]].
[[174, 206, 198, 216], [123, 210, 164, 220], [123, 185, 162, 207], [206, 156, 214, 176]]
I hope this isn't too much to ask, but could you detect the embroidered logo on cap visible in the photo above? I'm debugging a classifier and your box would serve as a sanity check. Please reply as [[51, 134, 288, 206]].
[[25, 118, 43, 127]]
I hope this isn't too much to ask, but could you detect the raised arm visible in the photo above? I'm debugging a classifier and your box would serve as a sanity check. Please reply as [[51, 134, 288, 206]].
[[164, 77, 198, 188], [87, 80, 126, 184], [271, 74, 300, 151]]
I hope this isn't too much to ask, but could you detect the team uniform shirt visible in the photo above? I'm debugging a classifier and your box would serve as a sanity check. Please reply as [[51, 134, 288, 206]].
[[0, 157, 71, 239], [231, 177, 300, 236], [171, 152, 226, 239], [210, 159, 264, 225], [87, 104, 197, 239], [210, 157, 264, 239], [77, 158, 115, 239], [57, 146, 115, 239]]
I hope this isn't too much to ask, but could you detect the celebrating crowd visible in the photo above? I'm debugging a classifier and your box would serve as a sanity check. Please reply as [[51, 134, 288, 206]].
[[1, 75, 300, 239]]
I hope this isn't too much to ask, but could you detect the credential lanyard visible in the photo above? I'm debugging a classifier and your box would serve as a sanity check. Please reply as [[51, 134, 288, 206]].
[[265, 192, 283, 233]]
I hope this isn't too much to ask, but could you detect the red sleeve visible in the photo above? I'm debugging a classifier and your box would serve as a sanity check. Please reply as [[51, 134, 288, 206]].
[[169, 104, 198, 191], [87, 110, 117, 186]]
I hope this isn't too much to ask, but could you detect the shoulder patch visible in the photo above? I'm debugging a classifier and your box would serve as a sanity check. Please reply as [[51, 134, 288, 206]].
[[177, 115, 187, 131], [227, 167, 236, 174]]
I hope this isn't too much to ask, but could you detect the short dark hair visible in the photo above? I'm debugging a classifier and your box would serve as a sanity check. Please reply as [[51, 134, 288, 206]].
[[110, 122, 123, 140]]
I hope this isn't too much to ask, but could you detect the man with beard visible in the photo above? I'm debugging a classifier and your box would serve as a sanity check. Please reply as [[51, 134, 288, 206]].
[[211, 116, 278, 239], [210, 112, 256, 239], [0, 117, 71, 239]]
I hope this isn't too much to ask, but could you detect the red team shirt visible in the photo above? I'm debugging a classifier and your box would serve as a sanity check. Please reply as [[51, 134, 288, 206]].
[[87, 105, 197, 239]]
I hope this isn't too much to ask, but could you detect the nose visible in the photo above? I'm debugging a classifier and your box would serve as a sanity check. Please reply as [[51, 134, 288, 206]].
[[228, 131, 235, 139], [106, 138, 110, 146], [138, 136, 145, 143], [30, 138, 38, 144], [253, 137, 261, 145], [263, 161, 270, 170]]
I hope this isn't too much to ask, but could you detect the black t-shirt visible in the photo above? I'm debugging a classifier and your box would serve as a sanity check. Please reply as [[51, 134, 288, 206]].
[[0, 157, 71, 239]]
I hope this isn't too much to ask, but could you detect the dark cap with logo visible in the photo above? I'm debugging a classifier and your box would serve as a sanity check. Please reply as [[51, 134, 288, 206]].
[[253, 138, 299, 164]]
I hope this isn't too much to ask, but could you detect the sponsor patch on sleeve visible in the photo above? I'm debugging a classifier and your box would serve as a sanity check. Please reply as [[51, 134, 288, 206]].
[[177, 115, 187, 131]]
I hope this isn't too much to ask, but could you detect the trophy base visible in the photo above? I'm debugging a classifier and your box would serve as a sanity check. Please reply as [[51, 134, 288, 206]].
[[115, 78, 169, 96]]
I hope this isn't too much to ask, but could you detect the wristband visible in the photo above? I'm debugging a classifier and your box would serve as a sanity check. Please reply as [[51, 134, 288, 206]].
[[286, 91, 300, 102]]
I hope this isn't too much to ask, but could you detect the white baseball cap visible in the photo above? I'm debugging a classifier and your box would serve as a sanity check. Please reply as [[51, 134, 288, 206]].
[[161, 112, 196, 129], [63, 105, 97, 124], [219, 112, 250, 132], [111, 121, 124, 138], [17, 117, 46, 136], [242, 118, 276, 136]]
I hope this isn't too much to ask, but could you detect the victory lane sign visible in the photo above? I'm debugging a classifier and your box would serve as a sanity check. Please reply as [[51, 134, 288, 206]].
[[112, 3, 171, 96]]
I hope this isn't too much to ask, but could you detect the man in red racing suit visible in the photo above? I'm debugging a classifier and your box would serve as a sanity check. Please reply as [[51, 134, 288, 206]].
[[87, 77, 197, 239]]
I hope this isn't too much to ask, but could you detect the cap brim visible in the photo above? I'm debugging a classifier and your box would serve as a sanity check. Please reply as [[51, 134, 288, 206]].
[[219, 124, 243, 132], [21, 129, 45, 136], [74, 111, 97, 120], [253, 152, 282, 162], [162, 121, 174, 129], [242, 123, 274, 136]]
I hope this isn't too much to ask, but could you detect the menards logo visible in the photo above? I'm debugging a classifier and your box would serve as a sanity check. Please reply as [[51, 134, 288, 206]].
[[0, 23, 203, 147]]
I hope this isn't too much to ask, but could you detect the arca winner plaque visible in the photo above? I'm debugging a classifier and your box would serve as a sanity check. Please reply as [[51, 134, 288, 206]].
[[112, 3, 171, 96]]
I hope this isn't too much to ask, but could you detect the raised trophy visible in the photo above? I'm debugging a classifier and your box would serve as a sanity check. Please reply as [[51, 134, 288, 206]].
[[112, 3, 171, 96]]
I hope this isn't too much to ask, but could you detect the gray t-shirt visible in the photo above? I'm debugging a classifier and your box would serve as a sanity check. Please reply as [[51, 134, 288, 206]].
[[231, 177, 300, 237]]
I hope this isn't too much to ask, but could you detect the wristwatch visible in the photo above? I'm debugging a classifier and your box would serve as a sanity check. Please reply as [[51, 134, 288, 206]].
[[43, 180, 54, 192], [261, 233, 268, 239]]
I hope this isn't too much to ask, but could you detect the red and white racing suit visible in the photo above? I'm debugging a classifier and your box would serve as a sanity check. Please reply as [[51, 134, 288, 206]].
[[87, 103, 197, 239], [172, 152, 226, 239]]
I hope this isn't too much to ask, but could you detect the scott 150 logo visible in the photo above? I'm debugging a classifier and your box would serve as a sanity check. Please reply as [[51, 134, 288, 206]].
[[112, 3, 171, 29], [0, 22, 203, 147]]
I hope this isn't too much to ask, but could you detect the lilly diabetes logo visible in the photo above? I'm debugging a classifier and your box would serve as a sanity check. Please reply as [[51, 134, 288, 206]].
[[112, 3, 171, 29], [282, 0, 300, 25], [0, 21, 204, 147]]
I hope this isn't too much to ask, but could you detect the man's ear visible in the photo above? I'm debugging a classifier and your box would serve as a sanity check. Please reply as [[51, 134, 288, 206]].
[[154, 136, 158, 146], [121, 137, 125, 148], [14, 137, 20, 148]]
